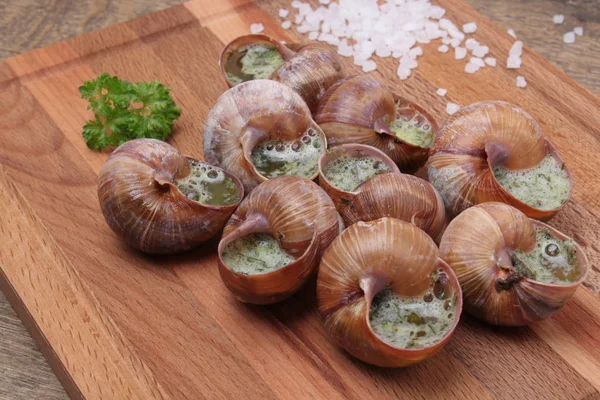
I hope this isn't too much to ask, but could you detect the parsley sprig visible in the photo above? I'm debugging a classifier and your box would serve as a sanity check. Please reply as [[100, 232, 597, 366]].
[[79, 73, 181, 151]]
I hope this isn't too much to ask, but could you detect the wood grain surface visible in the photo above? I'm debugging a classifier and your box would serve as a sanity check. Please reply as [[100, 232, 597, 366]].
[[0, 0, 599, 399]]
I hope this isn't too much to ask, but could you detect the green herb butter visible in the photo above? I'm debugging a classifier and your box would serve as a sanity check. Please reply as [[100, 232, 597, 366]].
[[222, 233, 296, 275], [323, 156, 391, 192], [176, 161, 240, 206]]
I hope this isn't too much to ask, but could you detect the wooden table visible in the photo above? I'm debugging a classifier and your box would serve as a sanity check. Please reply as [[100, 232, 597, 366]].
[[0, 1, 598, 399]]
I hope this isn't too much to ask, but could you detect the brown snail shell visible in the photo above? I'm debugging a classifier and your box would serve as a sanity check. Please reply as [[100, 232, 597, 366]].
[[318, 144, 447, 242], [317, 218, 462, 367], [218, 176, 343, 304], [315, 74, 438, 172], [439, 202, 589, 326], [426, 101, 572, 220], [220, 34, 344, 113], [203, 80, 327, 193], [98, 139, 243, 254]]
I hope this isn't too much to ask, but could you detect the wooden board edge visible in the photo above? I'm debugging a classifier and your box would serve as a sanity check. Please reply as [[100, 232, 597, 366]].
[[0, 270, 85, 400]]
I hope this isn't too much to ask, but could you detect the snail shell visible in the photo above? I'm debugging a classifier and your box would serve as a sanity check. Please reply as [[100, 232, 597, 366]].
[[427, 101, 572, 220], [203, 80, 327, 193], [218, 176, 343, 304], [315, 75, 438, 172], [439, 202, 589, 326], [220, 34, 344, 113], [318, 144, 447, 242], [317, 218, 462, 367], [98, 139, 243, 254]]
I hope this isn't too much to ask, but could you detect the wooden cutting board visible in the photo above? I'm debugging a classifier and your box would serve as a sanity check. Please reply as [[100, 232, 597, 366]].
[[1, 0, 600, 398]]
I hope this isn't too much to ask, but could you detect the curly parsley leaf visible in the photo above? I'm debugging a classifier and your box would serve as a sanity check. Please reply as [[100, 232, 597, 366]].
[[79, 73, 181, 151]]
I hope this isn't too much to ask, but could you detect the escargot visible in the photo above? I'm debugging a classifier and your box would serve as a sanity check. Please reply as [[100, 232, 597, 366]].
[[315, 74, 438, 172], [98, 139, 243, 254], [427, 101, 572, 220], [318, 218, 462, 367], [220, 34, 344, 113], [203, 80, 328, 193], [318, 144, 447, 242], [218, 175, 343, 304], [440, 202, 589, 326]]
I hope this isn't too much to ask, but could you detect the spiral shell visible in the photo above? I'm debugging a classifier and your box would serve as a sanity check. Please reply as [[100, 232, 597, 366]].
[[98, 139, 243, 254], [315, 75, 438, 172], [318, 144, 447, 242], [203, 80, 327, 193], [220, 34, 343, 113], [427, 101, 572, 220], [218, 176, 343, 304], [439, 202, 589, 326], [317, 218, 462, 367]]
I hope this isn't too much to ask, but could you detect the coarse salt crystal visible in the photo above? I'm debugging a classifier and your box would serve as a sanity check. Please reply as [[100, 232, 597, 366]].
[[450, 38, 462, 48], [465, 38, 479, 50], [564, 32, 576, 43], [279, 8, 289, 18], [472, 45, 489, 58], [509, 40, 523, 56], [294, 14, 304, 24], [397, 65, 412, 80], [319, 0, 331, 4], [463, 22, 477, 33], [507, 55, 522, 69], [362, 59, 377, 72], [309, 31, 319, 40], [465, 63, 480, 73], [574, 27, 584, 36], [553, 14, 565, 24], [438, 44, 450, 53], [446, 102, 461, 115], [516, 76, 527, 88], [281, 21, 291, 29], [436, 88, 448, 96], [250, 23, 264, 34], [291, 0, 302, 8], [454, 46, 467, 60], [507, 28, 517, 38], [470, 57, 485, 67], [442, 37, 452, 45], [484, 57, 497, 66]]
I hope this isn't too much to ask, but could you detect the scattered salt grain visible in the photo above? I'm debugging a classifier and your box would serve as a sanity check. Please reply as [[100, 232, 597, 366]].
[[450, 38, 462, 48], [282, 21, 292, 29], [465, 38, 479, 50], [250, 23, 264, 34], [279, 8, 289, 18], [362, 59, 377, 72], [319, 0, 331, 4], [436, 88, 448, 96], [507, 55, 522, 69], [470, 57, 485, 67], [463, 22, 477, 34], [454, 47, 467, 60], [438, 45, 450, 53], [552, 14, 565, 24], [516, 76, 527, 88], [465, 63, 480, 73], [409, 47, 424, 58], [563, 32, 576, 44], [484, 57, 497, 67], [472, 45, 489, 58], [309, 31, 319, 40], [507, 28, 517, 38], [442, 37, 452, 45], [574, 27, 584, 36], [509, 40, 523, 56], [446, 102, 461, 115], [294, 14, 304, 24], [291, 0, 302, 8]]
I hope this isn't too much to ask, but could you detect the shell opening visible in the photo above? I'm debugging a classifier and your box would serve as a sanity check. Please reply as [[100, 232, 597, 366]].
[[491, 153, 571, 211], [221, 232, 298, 275], [224, 42, 285, 86], [386, 100, 436, 149], [368, 267, 459, 350], [508, 224, 582, 285], [175, 160, 242, 206], [322, 151, 393, 192], [248, 127, 325, 180]]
